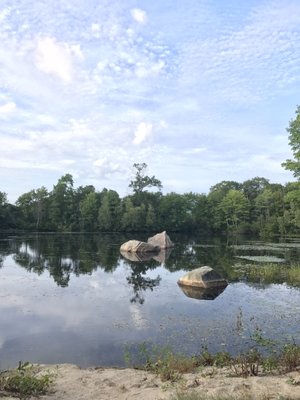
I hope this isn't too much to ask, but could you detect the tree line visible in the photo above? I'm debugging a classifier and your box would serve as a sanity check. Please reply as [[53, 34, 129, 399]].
[[0, 169, 299, 236], [1, 106, 300, 236]]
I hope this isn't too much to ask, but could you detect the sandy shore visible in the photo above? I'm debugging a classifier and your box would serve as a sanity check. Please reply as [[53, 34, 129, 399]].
[[12, 364, 298, 400]]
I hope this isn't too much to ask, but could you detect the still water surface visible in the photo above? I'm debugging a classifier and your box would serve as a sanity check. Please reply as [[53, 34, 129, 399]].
[[0, 233, 300, 369]]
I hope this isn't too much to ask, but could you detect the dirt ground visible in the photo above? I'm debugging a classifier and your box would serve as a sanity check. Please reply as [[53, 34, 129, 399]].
[[22, 364, 300, 400]]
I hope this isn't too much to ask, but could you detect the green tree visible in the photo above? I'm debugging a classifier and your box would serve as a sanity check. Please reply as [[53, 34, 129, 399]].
[[98, 189, 121, 231], [255, 185, 285, 236], [34, 187, 49, 229], [158, 193, 190, 231], [129, 163, 162, 194], [242, 177, 270, 202], [191, 193, 212, 232], [121, 197, 146, 231], [49, 174, 74, 230], [283, 182, 300, 232], [16, 187, 49, 230], [208, 181, 241, 230], [80, 191, 99, 231], [0, 192, 8, 228], [282, 105, 300, 178], [218, 190, 250, 232], [0, 191, 7, 206]]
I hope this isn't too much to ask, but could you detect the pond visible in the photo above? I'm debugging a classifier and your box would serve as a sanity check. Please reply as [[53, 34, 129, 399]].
[[0, 232, 300, 370]]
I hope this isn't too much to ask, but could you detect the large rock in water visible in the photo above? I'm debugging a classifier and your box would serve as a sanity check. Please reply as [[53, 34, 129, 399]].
[[120, 240, 160, 253], [147, 231, 174, 249], [177, 266, 227, 289]]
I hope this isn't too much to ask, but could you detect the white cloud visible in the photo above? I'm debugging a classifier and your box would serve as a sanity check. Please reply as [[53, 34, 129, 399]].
[[91, 23, 101, 33], [0, 101, 16, 116], [133, 122, 153, 145], [131, 8, 147, 25], [35, 37, 83, 82], [0, 7, 10, 22], [184, 147, 207, 155], [93, 158, 121, 177]]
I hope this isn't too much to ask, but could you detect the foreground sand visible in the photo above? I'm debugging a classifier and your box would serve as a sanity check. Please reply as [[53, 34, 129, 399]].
[[20, 364, 300, 400]]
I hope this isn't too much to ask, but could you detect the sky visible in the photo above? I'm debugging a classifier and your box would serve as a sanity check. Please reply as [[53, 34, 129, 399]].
[[1, 0, 300, 203]]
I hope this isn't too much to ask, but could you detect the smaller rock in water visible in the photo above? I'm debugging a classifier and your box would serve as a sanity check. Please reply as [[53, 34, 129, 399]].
[[178, 266, 227, 289], [147, 231, 174, 249], [120, 240, 160, 253]]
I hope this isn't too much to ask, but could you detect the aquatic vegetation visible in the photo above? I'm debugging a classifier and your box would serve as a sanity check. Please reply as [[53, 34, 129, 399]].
[[233, 262, 300, 286], [231, 244, 285, 252], [235, 255, 286, 263], [233, 241, 300, 250]]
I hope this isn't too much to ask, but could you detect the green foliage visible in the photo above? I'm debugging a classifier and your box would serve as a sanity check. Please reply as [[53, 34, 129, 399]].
[[124, 342, 198, 382], [197, 347, 231, 367], [125, 338, 300, 382], [218, 190, 250, 232], [129, 163, 162, 194], [80, 191, 99, 231], [282, 105, 300, 178], [3, 150, 300, 234], [232, 263, 300, 286], [0, 362, 52, 398], [98, 190, 121, 231], [280, 343, 300, 372]]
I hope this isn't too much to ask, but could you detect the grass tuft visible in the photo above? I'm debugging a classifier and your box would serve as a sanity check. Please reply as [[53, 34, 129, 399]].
[[0, 361, 52, 399]]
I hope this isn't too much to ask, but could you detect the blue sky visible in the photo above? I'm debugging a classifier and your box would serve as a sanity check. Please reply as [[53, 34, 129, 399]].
[[0, 0, 299, 202]]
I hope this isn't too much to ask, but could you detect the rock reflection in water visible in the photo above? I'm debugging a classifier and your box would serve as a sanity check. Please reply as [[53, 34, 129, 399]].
[[178, 283, 227, 300], [120, 248, 172, 263]]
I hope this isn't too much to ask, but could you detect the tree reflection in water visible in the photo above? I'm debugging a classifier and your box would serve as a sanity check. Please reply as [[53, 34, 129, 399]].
[[120, 248, 173, 304], [1, 234, 170, 303]]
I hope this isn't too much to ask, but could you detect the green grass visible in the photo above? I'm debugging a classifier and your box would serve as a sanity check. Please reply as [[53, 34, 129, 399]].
[[0, 361, 52, 399], [125, 340, 300, 382]]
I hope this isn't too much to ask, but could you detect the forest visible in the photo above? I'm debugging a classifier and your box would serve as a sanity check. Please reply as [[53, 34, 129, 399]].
[[1, 106, 300, 237], [1, 170, 299, 236]]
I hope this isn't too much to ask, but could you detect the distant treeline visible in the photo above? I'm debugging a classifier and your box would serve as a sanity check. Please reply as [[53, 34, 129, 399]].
[[1, 165, 300, 236]]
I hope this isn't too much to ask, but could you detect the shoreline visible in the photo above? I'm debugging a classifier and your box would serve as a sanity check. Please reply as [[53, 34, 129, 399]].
[[4, 363, 300, 400]]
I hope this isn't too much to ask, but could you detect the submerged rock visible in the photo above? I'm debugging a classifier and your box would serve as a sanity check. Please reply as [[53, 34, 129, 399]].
[[152, 248, 173, 263], [178, 284, 227, 300], [177, 266, 227, 289], [121, 247, 173, 263], [147, 231, 174, 249], [120, 250, 154, 262], [120, 240, 160, 253]]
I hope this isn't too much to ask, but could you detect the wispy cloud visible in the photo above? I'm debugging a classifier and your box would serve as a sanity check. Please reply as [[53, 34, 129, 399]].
[[133, 122, 153, 145], [0, 101, 16, 116], [35, 37, 83, 82], [131, 8, 147, 25], [0, 0, 298, 201]]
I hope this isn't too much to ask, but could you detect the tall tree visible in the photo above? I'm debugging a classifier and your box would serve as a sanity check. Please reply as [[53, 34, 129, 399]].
[[98, 190, 121, 231], [49, 174, 74, 230], [218, 190, 250, 232], [16, 188, 49, 230], [80, 191, 99, 231], [0, 192, 8, 228], [208, 181, 241, 231], [282, 105, 300, 178], [242, 177, 269, 202], [129, 163, 162, 194]]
